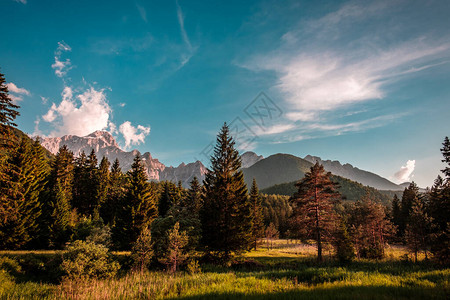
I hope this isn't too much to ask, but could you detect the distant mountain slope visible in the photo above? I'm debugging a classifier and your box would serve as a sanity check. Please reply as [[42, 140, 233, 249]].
[[241, 151, 264, 168], [40, 131, 206, 187], [304, 155, 402, 190], [242, 153, 313, 189], [261, 175, 392, 205]]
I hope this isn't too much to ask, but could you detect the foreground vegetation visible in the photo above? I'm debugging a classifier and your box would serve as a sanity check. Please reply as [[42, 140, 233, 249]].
[[1, 241, 448, 299]]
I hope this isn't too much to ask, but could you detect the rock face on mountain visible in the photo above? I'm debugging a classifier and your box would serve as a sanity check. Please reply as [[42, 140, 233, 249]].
[[240, 151, 264, 168], [40, 131, 206, 186], [303, 155, 402, 190]]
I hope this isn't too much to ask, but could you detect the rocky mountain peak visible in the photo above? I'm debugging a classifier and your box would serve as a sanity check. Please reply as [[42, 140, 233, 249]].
[[241, 151, 264, 168]]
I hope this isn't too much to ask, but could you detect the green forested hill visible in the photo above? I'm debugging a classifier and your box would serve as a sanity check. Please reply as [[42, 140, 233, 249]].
[[261, 175, 392, 205]]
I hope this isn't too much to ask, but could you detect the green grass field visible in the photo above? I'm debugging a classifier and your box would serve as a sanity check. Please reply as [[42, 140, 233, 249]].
[[1, 240, 448, 299]]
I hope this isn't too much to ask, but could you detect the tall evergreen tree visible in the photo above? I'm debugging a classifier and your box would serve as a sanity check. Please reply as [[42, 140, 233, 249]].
[[200, 123, 253, 262], [185, 176, 202, 214], [289, 162, 341, 261], [101, 158, 125, 225], [399, 182, 420, 237], [391, 194, 401, 239], [405, 196, 433, 262], [72, 151, 89, 215], [249, 178, 264, 250], [0, 138, 49, 249], [0, 70, 20, 149], [441, 136, 450, 179], [113, 154, 157, 250], [96, 156, 110, 216], [48, 180, 71, 248]]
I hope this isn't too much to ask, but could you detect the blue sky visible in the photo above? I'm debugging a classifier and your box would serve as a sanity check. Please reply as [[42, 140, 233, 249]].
[[2, 0, 450, 187]]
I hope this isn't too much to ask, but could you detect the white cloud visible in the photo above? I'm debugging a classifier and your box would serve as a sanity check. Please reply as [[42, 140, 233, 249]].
[[52, 41, 72, 77], [119, 121, 150, 149], [6, 82, 30, 103], [40, 96, 48, 104], [136, 3, 147, 23], [42, 86, 112, 137], [394, 160, 416, 183]]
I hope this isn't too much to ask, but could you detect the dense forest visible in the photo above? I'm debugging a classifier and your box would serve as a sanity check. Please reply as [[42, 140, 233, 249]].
[[0, 70, 449, 270]]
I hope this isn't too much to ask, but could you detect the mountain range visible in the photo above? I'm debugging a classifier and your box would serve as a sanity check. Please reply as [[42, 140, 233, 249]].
[[38, 131, 403, 191]]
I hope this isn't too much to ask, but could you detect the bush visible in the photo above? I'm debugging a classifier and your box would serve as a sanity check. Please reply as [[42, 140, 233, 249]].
[[61, 240, 119, 280]]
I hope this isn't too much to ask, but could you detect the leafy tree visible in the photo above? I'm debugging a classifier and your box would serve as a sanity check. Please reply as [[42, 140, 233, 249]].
[[159, 222, 188, 273], [131, 226, 153, 272], [200, 123, 252, 262], [113, 154, 157, 249], [62, 240, 119, 281], [249, 179, 264, 249], [289, 162, 341, 261]]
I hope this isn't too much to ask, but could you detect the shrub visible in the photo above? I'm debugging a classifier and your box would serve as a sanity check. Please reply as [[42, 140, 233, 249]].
[[61, 240, 119, 281], [186, 259, 201, 275]]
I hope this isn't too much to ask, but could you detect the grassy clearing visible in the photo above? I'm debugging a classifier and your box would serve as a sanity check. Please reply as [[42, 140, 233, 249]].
[[0, 240, 448, 299]]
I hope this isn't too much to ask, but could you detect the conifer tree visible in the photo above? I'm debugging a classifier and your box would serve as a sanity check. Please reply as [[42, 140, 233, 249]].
[[249, 178, 264, 250], [0, 138, 49, 249], [48, 180, 71, 248], [200, 123, 253, 262], [289, 162, 341, 261], [391, 194, 401, 239], [96, 156, 110, 215], [113, 154, 157, 250], [441, 136, 450, 179], [399, 182, 420, 237], [405, 196, 433, 262], [72, 151, 89, 215], [159, 222, 189, 273], [185, 176, 202, 214], [0, 70, 20, 149], [101, 158, 125, 225]]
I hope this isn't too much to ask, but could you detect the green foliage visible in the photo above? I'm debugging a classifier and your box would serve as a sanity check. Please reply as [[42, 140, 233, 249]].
[[249, 179, 264, 249], [201, 123, 253, 262], [332, 221, 355, 263], [260, 194, 292, 237], [0, 70, 20, 149], [185, 176, 203, 214], [348, 195, 394, 259], [113, 154, 158, 250], [131, 226, 153, 272], [261, 175, 391, 204], [405, 196, 433, 262], [159, 222, 189, 273], [158, 181, 184, 217], [290, 163, 341, 261], [61, 240, 119, 280]]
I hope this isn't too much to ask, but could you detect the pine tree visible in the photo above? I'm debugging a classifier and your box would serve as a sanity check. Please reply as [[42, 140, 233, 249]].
[[0, 70, 20, 149], [348, 194, 394, 259], [249, 178, 264, 250], [42, 145, 74, 248], [48, 180, 71, 248], [399, 182, 420, 237], [96, 156, 110, 215], [200, 123, 253, 262], [185, 176, 202, 214], [101, 158, 125, 225], [441, 137, 450, 179], [113, 154, 157, 250], [405, 196, 433, 262], [159, 222, 189, 273], [72, 151, 89, 215], [131, 226, 153, 272], [0, 138, 49, 249], [391, 194, 401, 239], [289, 162, 341, 261]]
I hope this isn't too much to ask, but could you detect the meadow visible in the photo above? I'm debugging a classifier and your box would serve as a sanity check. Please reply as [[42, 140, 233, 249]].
[[1, 240, 448, 299]]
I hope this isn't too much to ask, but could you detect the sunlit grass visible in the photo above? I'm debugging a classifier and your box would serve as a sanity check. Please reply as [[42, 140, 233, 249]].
[[1, 240, 448, 299]]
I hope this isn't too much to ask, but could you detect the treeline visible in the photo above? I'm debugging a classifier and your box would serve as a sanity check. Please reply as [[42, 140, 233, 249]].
[[0, 70, 449, 267]]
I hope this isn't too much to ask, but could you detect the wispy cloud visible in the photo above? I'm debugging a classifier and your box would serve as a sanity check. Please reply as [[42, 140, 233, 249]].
[[175, 0, 196, 67], [240, 0, 450, 144], [136, 3, 147, 23], [13, 0, 27, 4], [52, 41, 72, 77], [6, 82, 30, 103]]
